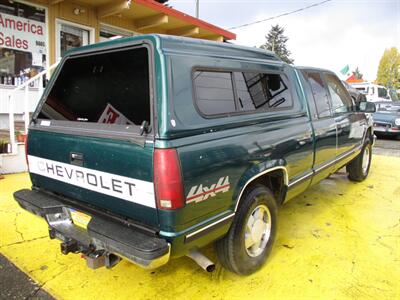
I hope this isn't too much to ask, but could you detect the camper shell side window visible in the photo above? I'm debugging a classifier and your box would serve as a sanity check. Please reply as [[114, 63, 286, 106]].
[[192, 68, 294, 118]]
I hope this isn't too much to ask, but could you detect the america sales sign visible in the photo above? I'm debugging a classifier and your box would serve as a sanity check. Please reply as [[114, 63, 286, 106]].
[[0, 12, 46, 53]]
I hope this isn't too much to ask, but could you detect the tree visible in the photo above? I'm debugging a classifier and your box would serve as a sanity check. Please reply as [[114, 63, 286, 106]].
[[376, 47, 400, 89], [260, 24, 294, 64], [352, 67, 363, 80]]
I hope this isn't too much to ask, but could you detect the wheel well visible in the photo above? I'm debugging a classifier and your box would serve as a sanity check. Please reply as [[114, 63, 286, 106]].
[[244, 169, 287, 206]]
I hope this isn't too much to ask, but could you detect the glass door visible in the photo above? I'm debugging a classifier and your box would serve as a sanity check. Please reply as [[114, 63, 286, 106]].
[[99, 24, 138, 42], [56, 20, 94, 59]]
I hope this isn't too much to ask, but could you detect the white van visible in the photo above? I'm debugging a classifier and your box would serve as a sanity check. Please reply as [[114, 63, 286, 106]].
[[350, 82, 391, 102]]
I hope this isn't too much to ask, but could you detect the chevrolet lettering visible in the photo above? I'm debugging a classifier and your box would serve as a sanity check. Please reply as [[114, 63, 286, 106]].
[[14, 35, 376, 275]]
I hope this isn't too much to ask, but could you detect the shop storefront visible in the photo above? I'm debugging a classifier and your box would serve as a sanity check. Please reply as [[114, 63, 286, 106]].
[[0, 0, 47, 86]]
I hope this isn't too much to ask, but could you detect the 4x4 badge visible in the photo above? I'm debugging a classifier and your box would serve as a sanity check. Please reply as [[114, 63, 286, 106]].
[[186, 176, 230, 204]]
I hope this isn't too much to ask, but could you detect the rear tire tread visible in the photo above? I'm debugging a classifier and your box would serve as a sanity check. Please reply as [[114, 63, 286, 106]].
[[215, 184, 277, 275], [347, 138, 372, 182]]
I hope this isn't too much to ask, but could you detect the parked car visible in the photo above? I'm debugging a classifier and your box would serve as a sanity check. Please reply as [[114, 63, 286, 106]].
[[372, 101, 400, 138], [14, 35, 376, 276]]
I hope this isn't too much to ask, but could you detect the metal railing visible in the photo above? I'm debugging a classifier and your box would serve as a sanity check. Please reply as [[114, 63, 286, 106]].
[[6, 61, 60, 153]]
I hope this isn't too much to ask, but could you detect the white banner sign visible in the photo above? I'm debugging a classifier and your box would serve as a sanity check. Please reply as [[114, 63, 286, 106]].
[[28, 155, 156, 208], [0, 12, 46, 53]]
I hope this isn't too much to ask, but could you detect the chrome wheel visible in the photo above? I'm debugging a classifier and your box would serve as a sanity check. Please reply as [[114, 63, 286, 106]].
[[244, 204, 272, 257], [362, 145, 370, 174]]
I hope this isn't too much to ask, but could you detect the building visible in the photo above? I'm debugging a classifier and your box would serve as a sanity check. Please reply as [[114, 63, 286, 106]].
[[0, 0, 235, 173]]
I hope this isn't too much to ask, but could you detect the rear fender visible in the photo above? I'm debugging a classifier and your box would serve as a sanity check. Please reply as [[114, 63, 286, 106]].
[[232, 159, 288, 212]]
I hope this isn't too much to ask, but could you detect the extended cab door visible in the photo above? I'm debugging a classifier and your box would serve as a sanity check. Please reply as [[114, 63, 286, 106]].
[[323, 73, 366, 160], [301, 70, 337, 184]]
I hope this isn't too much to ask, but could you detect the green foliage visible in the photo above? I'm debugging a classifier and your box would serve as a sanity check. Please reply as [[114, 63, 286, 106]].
[[376, 47, 400, 89], [260, 24, 294, 64], [352, 67, 363, 80]]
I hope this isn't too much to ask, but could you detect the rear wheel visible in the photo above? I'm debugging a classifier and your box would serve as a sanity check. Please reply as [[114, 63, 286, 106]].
[[346, 139, 372, 181], [215, 185, 277, 275]]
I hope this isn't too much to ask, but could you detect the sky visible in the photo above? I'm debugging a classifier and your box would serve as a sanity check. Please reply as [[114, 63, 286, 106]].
[[168, 0, 400, 80]]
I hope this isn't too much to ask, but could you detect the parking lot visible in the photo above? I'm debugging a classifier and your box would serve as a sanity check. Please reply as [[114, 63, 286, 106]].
[[1, 150, 399, 300], [374, 136, 400, 157]]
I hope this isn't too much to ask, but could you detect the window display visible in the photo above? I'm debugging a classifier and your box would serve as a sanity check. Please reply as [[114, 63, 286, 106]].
[[59, 23, 89, 58], [0, 0, 46, 86]]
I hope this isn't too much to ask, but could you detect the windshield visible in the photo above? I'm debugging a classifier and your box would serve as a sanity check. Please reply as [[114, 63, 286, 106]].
[[355, 87, 367, 94], [38, 47, 151, 128], [378, 87, 389, 99], [376, 103, 400, 113]]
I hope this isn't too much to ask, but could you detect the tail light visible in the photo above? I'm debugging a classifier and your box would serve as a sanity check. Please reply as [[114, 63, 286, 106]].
[[154, 148, 184, 210], [24, 134, 29, 167]]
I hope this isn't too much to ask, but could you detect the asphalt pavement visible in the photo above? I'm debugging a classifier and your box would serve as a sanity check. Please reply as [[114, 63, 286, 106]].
[[0, 253, 53, 300], [373, 135, 400, 157]]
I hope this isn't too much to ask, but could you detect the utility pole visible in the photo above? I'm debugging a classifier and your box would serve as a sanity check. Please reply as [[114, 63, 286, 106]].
[[195, 0, 199, 18]]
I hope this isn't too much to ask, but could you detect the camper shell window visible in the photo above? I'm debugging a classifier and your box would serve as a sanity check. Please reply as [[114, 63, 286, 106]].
[[37, 47, 151, 131], [193, 68, 293, 118]]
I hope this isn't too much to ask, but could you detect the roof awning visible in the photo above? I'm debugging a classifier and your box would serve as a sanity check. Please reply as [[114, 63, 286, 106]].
[[52, 0, 236, 41]]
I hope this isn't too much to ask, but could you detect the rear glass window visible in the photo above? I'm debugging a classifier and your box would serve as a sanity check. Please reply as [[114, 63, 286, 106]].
[[38, 47, 150, 127]]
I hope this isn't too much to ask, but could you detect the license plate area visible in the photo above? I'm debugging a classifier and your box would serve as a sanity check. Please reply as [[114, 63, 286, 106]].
[[373, 126, 387, 132]]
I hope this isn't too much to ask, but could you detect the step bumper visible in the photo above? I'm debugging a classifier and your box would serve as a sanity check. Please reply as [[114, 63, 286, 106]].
[[13, 189, 170, 269]]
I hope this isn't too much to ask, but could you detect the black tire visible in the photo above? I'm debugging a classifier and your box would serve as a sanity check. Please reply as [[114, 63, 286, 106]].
[[346, 138, 372, 182], [215, 184, 278, 275]]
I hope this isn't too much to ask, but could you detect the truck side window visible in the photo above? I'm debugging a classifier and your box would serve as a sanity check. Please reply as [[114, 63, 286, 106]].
[[305, 72, 331, 118], [324, 74, 353, 114], [234, 72, 292, 111], [193, 71, 236, 116]]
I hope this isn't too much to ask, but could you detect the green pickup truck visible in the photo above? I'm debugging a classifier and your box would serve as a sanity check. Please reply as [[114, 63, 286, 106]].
[[14, 35, 376, 275]]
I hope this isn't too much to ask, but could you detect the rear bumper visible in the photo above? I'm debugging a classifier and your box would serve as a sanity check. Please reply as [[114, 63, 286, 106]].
[[14, 189, 170, 269]]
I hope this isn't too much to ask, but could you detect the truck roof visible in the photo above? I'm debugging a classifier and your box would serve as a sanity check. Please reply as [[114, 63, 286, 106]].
[[295, 66, 335, 74], [350, 82, 387, 89], [65, 34, 282, 63]]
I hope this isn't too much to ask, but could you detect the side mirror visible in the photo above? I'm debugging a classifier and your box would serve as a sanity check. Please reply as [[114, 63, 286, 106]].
[[359, 101, 376, 113]]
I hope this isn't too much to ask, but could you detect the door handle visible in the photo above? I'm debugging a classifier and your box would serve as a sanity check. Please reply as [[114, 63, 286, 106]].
[[298, 140, 307, 146], [297, 134, 312, 146], [70, 152, 84, 167]]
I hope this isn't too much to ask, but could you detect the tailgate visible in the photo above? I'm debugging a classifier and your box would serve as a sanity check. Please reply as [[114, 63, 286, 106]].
[[27, 130, 157, 226]]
